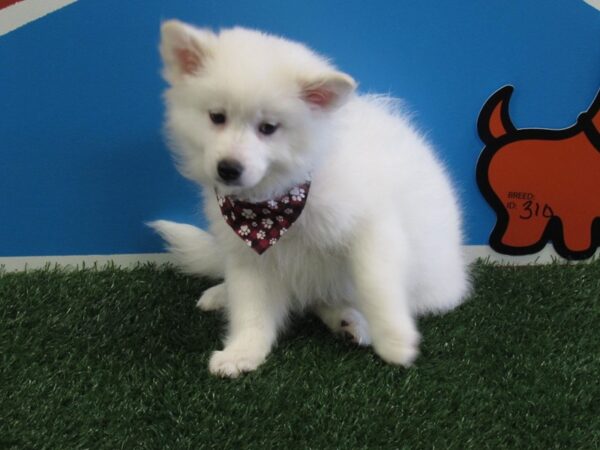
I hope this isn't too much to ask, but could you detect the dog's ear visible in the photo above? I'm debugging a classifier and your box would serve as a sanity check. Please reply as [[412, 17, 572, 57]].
[[300, 72, 357, 111], [160, 20, 216, 84]]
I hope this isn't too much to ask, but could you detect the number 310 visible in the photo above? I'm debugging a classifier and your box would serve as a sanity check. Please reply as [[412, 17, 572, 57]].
[[519, 201, 553, 220]]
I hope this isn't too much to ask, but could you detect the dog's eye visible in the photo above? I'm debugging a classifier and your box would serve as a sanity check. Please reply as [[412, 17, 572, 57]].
[[209, 112, 226, 125], [258, 122, 279, 136]]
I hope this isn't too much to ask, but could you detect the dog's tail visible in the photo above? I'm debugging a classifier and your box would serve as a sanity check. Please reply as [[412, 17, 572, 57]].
[[147, 220, 224, 278]]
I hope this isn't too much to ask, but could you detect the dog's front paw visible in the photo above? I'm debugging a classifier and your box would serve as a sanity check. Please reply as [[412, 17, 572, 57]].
[[209, 348, 266, 378], [372, 328, 421, 367], [196, 283, 227, 311]]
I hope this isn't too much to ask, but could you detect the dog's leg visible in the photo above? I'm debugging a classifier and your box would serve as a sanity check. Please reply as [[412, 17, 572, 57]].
[[209, 262, 287, 378], [349, 220, 421, 367], [196, 283, 227, 311], [313, 304, 371, 346]]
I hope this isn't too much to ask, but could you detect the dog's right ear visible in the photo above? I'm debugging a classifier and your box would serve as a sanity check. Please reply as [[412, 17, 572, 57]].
[[160, 20, 216, 84]]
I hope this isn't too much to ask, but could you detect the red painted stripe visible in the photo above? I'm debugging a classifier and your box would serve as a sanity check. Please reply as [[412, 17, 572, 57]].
[[0, 0, 25, 10]]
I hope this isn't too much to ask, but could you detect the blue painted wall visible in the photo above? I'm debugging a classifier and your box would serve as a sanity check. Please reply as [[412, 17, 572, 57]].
[[1, 0, 599, 256]]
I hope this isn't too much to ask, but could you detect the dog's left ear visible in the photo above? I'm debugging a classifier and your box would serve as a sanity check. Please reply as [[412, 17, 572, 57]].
[[300, 72, 357, 111]]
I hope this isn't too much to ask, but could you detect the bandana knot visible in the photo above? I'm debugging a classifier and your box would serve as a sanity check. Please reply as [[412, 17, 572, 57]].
[[217, 181, 311, 254]]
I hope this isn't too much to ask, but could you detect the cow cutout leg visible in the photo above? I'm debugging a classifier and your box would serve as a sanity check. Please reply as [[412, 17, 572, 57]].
[[560, 218, 593, 253], [500, 215, 549, 248]]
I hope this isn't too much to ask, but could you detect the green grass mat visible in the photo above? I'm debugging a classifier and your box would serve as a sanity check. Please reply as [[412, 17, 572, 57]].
[[1, 261, 599, 449]]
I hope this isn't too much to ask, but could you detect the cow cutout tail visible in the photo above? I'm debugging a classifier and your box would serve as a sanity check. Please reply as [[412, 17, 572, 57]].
[[477, 85, 517, 145]]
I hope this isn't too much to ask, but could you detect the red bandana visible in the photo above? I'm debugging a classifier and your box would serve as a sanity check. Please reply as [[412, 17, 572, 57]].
[[217, 181, 311, 254]]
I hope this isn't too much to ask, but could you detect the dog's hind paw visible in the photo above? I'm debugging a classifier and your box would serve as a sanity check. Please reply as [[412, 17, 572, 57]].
[[196, 283, 227, 311], [338, 309, 372, 346], [314, 305, 372, 346]]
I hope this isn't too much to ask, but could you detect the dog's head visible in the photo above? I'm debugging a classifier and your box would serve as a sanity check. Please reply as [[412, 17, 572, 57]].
[[159, 21, 356, 199]]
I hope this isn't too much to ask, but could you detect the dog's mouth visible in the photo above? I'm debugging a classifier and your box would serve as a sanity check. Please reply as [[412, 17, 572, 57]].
[[217, 178, 242, 187], [215, 183, 244, 198], [214, 175, 262, 198], [214, 173, 282, 202]]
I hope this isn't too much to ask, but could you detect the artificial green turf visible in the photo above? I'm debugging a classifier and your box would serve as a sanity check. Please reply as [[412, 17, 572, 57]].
[[1, 260, 599, 449]]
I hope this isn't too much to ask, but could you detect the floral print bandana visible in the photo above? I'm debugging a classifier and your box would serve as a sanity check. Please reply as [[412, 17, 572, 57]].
[[216, 181, 311, 254]]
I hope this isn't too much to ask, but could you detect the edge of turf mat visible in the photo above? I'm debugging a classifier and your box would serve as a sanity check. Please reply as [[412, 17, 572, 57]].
[[2, 260, 599, 449]]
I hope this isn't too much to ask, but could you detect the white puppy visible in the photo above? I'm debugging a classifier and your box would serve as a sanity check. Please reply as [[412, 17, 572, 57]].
[[150, 21, 469, 378]]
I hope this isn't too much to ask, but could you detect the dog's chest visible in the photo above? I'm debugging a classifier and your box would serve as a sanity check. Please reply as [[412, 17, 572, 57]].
[[268, 203, 355, 304], [270, 237, 353, 305]]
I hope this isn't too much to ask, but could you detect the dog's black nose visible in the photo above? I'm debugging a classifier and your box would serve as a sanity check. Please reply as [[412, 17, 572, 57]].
[[217, 159, 244, 183]]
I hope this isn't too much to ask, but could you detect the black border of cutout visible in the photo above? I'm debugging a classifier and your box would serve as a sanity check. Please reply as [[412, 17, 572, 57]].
[[476, 85, 600, 260]]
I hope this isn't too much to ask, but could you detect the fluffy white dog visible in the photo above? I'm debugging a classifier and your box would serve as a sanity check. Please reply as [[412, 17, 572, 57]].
[[150, 20, 469, 378]]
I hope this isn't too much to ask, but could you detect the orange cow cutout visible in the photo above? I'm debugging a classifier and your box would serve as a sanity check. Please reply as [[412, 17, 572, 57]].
[[477, 86, 600, 260]]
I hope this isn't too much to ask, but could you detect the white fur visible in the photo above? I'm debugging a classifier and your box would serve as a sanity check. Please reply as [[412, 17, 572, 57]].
[[150, 21, 470, 377], [196, 282, 227, 311]]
